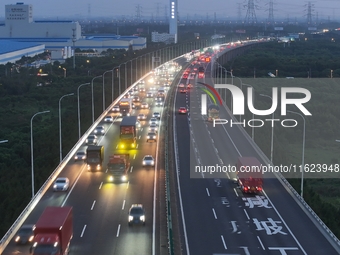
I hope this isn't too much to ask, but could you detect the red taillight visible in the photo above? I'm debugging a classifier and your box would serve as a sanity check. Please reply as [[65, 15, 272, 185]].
[[257, 187, 262, 191], [244, 187, 248, 191]]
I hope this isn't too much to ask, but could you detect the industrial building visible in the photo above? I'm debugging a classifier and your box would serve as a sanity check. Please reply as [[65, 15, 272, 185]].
[[0, 2, 146, 63]]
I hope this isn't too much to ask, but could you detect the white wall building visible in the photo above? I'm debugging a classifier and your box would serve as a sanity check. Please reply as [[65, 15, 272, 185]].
[[151, 32, 175, 44]]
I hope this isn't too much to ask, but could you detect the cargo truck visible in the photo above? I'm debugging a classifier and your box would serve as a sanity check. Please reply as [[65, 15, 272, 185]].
[[30, 207, 73, 255], [119, 98, 132, 116], [207, 104, 220, 122], [107, 154, 130, 182], [236, 157, 263, 193], [119, 116, 137, 149], [86, 145, 104, 171]]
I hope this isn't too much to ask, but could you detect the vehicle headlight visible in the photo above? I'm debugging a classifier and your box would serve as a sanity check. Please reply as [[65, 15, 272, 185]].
[[109, 176, 114, 181], [147, 136, 150, 139], [82, 156, 86, 160], [29, 236, 34, 242], [53, 184, 57, 189], [131, 143, 135, 148], [96, 164, 101, 170], [140, 215, 145, 221], [151, 161, 155, 165], [120, 144, 125, 148], [129, 216, 133, 222], [86, 139, 89, 143], [74, 156, 78, 160], [143, 161, 146, 165], [122, 175, 127, 181]]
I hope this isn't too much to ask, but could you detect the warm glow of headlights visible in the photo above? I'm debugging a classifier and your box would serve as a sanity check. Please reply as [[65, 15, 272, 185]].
[[129, 216, 133, 221], [140, 215, 145, 221], [122, 175, 127, 181], [109, 176, 113, 181]]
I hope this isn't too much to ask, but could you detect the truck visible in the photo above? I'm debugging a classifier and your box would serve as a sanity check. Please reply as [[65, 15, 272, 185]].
[[155, 93, 165, 106], [119, 98, 132, 117], [236, 157, 263, 193], [119, 116, 137, 149], [107, 154, 130, 182], [207, 104, 219, 122], [86, 145, 104, 171], [30, 207, 73, 255]]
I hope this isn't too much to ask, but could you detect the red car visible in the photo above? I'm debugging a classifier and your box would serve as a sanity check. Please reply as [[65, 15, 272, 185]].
[[178, 107, 187, 114], [179, 88, 187, 93]]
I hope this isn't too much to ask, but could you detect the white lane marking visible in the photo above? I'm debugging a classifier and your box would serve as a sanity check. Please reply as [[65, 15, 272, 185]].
[[116, 224, 121, 237], [122, 200, 126, 210], [243, 209, 250, 220], [91, 200, 96, 210], [99, 182, 103, 189], [115, 145, 118, 149], [130, 166, 133, 173], [136, 144, 139, 149], [262, 190, 307, 254], [233, 188, 239, 197], [138, 135, 141, 139], [240, 246, 251, 255], [126, 181, 129, 189], [221, 235, 228, 249], [212, 208, 217, 219], [80, 225, 87, 237], [257, 236, 265, 250], [133, 154, 136, 159], [206, 188, 210, 196]]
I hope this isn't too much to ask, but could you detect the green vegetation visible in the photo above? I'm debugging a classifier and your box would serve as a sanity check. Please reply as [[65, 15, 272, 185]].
[[220, 40, 340, 236]]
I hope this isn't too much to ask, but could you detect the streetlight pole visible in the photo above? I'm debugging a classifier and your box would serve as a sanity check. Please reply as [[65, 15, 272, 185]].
[[287, 110, 306, 198], [91, 75, 103, 123], [77, 83, 90, 139], [112, 66, 119, 102], [59, 93, 74, 162], [243, 83, 255, 140], [31, 110, 50, 198], [118, 63, 124, 96], [260, 94, 275, 163], [103, 70, 113, 111]]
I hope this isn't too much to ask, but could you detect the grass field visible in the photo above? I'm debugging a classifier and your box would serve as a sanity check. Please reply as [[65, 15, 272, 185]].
[[218, 77, 340, 207]]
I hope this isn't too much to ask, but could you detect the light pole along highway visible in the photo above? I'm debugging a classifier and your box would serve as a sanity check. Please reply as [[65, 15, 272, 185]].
[[31, 110, 50, 198], [77, 83, 90, 139], [259, 93, 275, 164], [103, 70, 113, 111], [59, 93, 74, 162], [91, 75, 103, 123], [287, 110, 306, 198]]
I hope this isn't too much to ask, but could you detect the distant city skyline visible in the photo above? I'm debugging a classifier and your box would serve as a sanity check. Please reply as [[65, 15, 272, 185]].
[[0, 1, 339, 22]]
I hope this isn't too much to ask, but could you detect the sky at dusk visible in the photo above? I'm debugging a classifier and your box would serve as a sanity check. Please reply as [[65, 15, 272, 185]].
[[0, 1, 339, 21]]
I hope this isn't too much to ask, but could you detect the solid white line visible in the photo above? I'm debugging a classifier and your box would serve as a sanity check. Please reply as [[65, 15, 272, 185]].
[[173, 79, 190, 255], [122, 200, 126, 210], [212, 208, 217, 219], [262, 190, 307, 254], [130, 166, 133, 173], [91, 200, 96, 210], [116, 224, 121, 237], [243, 209, 250, 220], [257, 236, 265, 250], [206, 188, 210, 196], [221, 235, 227, 249], [233, 188, 239, 197], [80, 225, 87, 237], [98, 182, 103, 190]]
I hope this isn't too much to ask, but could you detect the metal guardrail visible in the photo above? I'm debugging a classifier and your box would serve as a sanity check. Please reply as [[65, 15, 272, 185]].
[[211, 50, 340, 253]]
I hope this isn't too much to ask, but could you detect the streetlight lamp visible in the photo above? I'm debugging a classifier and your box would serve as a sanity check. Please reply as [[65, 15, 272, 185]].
[[103, 70, 113, 111], [91, 75, 103, 123], [243, 83, 255, 140], [331, 69, 333, 78], [77, 83, 90, 139], [59, 93, 74, 162], [287, 110, 306, 198], [31, 110, 50, 198], [259, 94, 275, 163]]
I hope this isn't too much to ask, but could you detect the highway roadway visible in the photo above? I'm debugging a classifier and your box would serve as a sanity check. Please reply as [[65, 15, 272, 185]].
[[3, 61, 183, 255], [174, 61, 340, 254]]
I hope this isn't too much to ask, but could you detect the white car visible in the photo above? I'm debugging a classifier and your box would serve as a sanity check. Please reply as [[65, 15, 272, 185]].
[[74, 151, 86, 161], [148, 124, 158, 133], [112, 105, 120, 112], [104, 115, 114, 122], [152, 112, 161, 119], [86, 135, 98, 145], [94, 126, 105, 135], [142, 155, 155, 166], [149, 117, 158, 125], [137, 113, 147, 120], [141, 102, 149, 109], [179, 83, 185, 88], [53, 177, 69, 191], [147, 132, 157, 142]]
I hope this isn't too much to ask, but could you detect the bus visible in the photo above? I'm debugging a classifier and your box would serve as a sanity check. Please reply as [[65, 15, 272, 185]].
[[207, 104, 219, 121]]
